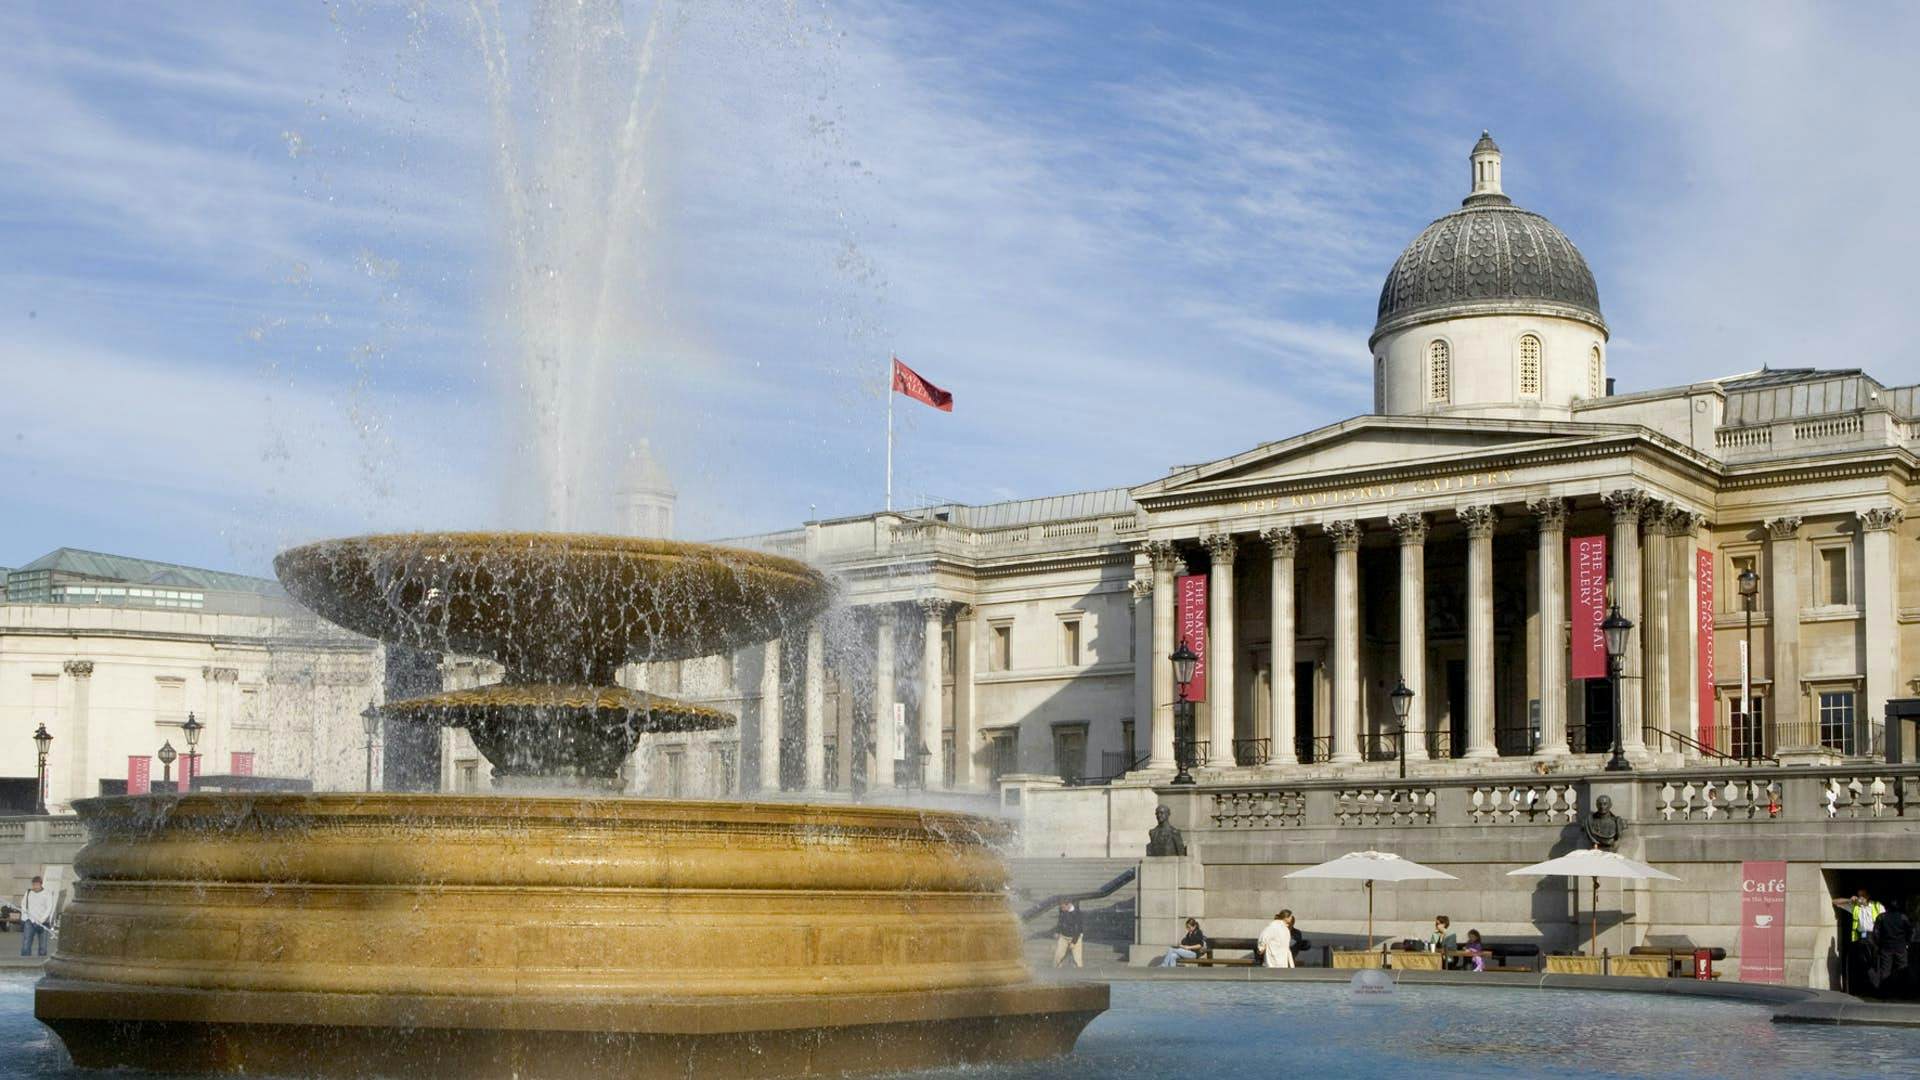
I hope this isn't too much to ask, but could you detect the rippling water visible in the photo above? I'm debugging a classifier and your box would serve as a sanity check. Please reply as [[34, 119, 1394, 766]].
[[9, 975, 1918, 1078]]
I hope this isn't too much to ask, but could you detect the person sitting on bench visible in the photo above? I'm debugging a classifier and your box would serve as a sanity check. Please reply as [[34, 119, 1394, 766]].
[[1159, 918, 1208, 967], [1460, 929, 1487, 972]]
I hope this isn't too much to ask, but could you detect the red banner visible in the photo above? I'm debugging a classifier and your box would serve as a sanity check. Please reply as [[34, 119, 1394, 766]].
[[231, 752, 255, 776], [1697, 548, 1716, 752], [890, 357, 954, 412], [1570, 535, 1609, 679], [181, 752, 200, 791], [1176, 573, 1209, 702], [127, 756, 150, 796], [1739, 860, 1787, 983]]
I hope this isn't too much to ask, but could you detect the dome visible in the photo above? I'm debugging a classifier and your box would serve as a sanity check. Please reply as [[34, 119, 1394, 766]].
[[1372, 135, 1605, 344]]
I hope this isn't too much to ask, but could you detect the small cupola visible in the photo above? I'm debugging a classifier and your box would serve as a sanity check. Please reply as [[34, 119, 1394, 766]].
[[1466, 130, 1509, 207]]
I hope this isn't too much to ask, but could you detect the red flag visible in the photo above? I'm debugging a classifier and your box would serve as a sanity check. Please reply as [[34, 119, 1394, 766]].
[[891, 357, 953, 412]]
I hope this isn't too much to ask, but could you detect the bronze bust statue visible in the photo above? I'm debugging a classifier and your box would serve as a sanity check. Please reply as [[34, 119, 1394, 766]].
[[1584, 794, 1625, 851], [1146, 804, 1186, 857]]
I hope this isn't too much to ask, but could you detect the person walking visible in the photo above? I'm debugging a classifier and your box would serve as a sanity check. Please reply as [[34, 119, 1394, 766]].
[[1052, 900, 1085, 969], [1256, 909, 1295, 968], [19, 876, 55, 958]]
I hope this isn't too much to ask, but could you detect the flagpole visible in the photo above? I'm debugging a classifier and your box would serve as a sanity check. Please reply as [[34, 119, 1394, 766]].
[[885, 355, 895, 511]]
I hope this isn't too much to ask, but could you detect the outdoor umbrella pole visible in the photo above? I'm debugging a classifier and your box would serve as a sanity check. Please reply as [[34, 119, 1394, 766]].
[[1590, 877, 1599, 957], [1366, 879, 1374, 954]]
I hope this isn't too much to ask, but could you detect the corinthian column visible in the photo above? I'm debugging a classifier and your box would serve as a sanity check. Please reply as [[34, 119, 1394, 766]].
[[803, 622, 826, 791], [1262, 527, 1299, 766], [1460, 505, 1499, 759], [1606, 489, 1649, 755], [1642, 501, 1673, 740], [1326, 519, 1363, 765], [1204, 532, 1239, 768], [1146, 541, 1180, 770], [1390, 513, 1429, 761], [1765, 515, 1803, 749], [758, 639, 782, 793], [63, 660, 95, 809], [1861, 508, 1904, 750], [1529, 498, 1570, 757], [873, 609, 897, 789], [918, 598, 947, 790]]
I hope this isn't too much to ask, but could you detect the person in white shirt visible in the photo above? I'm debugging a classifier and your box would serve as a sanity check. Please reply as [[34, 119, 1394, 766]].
[[1257, 909, 1295, 968], [19, 876, 56, 958]]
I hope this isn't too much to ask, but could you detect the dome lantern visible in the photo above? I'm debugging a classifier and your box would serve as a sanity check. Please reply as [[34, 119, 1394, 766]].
[[1467, 130, 1506, 206]]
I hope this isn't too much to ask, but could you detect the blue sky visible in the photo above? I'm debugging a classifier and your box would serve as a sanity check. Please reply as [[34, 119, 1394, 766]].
[[4, 2, 1917, 577]]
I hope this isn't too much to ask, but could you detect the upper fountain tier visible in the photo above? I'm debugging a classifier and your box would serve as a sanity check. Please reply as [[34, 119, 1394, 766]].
[[274, 532, 832, 685]]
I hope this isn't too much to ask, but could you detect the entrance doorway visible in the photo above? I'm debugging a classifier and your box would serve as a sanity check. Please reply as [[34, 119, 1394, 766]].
[[1295, 662, 1317, 763], [1581, 679, 1614, 755], [1822, 867, 1920, 998], [1446, 659, 1466, 759]]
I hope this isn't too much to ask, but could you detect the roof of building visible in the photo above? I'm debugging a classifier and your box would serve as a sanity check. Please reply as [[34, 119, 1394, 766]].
[[1374, 138, 1605, 341], [919, 487, 1137, 530], [1712, 366, 1920, 426], [7, 547, 284, 597]]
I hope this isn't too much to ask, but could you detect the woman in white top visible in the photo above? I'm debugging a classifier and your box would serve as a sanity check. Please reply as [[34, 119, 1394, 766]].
[[1257, 909, 1295, 968]]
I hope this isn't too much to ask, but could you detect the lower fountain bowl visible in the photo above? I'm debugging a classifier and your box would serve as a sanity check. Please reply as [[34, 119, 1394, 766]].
[[35, 793, 1106, 1077]]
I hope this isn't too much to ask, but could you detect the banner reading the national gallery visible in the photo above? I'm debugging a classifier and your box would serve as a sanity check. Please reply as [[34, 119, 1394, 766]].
[[1697, 548, 1717, 752], [126, 755, 150, 796], [1739, 860, 1788, 983], [1569, 535, 1609, 679], [1176, 573, 1208, 701]]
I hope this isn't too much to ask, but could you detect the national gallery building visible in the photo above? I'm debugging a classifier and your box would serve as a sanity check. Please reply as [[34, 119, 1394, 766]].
[[647, 133, 1919, 806]]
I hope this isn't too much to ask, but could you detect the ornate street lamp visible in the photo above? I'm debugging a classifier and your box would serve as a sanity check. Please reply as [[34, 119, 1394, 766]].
[[1170, 640, 1199, 786], [32, 723, 53, 816], [157, 740, 178, 792], [181, 712, 203, 792], [1602, 604, 1634, 772], [1738, 565, 1760, 762], [1389, 677, 1415, 780], [361, 702, 382, 792]]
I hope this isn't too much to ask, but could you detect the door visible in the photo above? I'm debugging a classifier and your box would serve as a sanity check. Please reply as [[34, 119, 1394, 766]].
[[1295, 662, 1317, 762], [1447, 660, 1467, 759], [1052, 725, 1087, 782]]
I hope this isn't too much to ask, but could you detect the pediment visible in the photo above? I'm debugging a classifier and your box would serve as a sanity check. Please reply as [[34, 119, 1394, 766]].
[[1132, 416, 1631, 504]]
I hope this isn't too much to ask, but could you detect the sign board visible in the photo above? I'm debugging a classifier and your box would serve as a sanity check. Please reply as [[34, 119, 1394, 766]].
[[1570, 535, 1609, 679], [1739, 860, 1788, 983], [1176, 573, 1209, 701], [127, 756, 150, 796], [1697, 548, 1716, 751], [231, 752, 255, 777]]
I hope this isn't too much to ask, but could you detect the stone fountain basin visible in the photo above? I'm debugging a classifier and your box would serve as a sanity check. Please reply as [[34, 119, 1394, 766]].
[[273, 532, 833, 681], [35, 793, 1107, 1077]]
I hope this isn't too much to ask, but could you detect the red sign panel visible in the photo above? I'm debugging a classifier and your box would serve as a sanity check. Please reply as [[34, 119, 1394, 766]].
[[127, 756, 150, 796], [1176, 573, 1209, 702], [1739, 860, 1787, 983], [1697, 548, 1716, 752], [1570, 535, 1609, 679], [231, 752, 255, 776], [181, 752, 200, 791]]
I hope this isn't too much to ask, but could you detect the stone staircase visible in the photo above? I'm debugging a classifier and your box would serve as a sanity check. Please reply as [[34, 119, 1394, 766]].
[[1006, 857, 1138, 966]]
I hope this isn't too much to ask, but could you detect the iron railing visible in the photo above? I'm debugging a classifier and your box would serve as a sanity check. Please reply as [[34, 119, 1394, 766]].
[[1232, 738, 1271, 766]]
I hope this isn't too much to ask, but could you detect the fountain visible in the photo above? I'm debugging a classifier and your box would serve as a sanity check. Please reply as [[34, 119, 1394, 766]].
[[33, 531, 1107, 1076]]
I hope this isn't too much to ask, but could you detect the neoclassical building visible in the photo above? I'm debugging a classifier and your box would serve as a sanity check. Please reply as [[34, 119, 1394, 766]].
[[653, 133, 1917, 802]]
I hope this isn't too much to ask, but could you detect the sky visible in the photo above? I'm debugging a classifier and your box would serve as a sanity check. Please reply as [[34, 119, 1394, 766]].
[[3, 1, 1918, 578]]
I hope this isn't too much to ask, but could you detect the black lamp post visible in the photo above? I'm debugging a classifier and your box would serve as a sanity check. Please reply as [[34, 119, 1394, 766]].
[[1738, 565, 1759, 761], [1171, 640, 1199, 785], [1602, 604, 1634, 772], [32, 723, 53, 815], [1388, 677, 1415, 780], [181, 712, 203, 792], [361, 702, 382, 792], [157, 740, 178, 792]]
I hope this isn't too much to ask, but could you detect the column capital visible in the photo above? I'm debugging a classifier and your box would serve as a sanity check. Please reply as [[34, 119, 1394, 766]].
[[1664, 509, 1709, 537], [1203, 532, 1238, 564], [1604, 488, 1649, 523], [202, 665, 240, 682], [1860, 506, 1905, 532], [1144, 539, 1182, 571], [1260, 525, 1299, 557], [1458, 504, 1499, 538], [1638, 499, 1675, 536], [1389, 512, 1428, 545], [916, 597, 953, 621], [63, 659, 95, 678], [1764, 516, 1803, 540], [1324, 519, 1362, 552], [1526, 496, 1568, 531], [1129, 576, 1154, 600]]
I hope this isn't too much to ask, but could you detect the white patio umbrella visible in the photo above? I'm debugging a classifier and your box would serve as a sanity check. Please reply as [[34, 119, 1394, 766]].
[[1508, 848, 1680, 957], [1285, 851, 1457, 951]]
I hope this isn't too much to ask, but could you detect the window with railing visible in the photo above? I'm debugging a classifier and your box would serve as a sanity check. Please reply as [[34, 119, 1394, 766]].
[[1819, 692, 1856, 755], [1731, 698, 1766, 761]]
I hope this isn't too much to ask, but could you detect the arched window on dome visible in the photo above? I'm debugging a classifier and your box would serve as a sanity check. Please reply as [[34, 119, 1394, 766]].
[[1588, 345, 1604, 399], [1518, 334, 1542, 398], [1427, 340, 1451, 404]]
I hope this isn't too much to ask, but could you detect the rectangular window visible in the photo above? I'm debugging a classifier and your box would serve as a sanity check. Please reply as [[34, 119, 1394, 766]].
[[986, 730, 1018, 782], [1819, 547, 1849, 607], [1061, 618, 1082, 666], [990, 623, 1012, 672], [456, 760, 480, 793], [1052, 724, 1088, 783], [155, 678, 185, 726], [1730, 696, 1766, 760], [1819, 692, 1856, 755], [662, 749, 686, 798]]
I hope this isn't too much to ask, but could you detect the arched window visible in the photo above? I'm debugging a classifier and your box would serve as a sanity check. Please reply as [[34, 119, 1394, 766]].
[[1518, 334, 1542, 397], [1588, 345, 1604, 398], [1427, 340, 1450, 403]]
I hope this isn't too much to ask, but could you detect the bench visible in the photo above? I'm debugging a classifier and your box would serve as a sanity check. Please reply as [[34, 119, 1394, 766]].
[[1631, 944, 1727, 978], [1177, 936, 1259, 966], [1388, 942, 1540, 973]]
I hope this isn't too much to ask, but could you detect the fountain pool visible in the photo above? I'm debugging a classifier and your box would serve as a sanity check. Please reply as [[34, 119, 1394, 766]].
[[11, 975, 1920, 1078]]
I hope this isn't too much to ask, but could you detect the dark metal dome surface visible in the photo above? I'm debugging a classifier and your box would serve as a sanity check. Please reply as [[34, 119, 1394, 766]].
[[1373, 202, 1605, 342]]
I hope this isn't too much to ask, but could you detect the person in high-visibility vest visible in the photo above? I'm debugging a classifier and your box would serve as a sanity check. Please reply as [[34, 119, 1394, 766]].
[[1834, 887, 1887, 940]]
